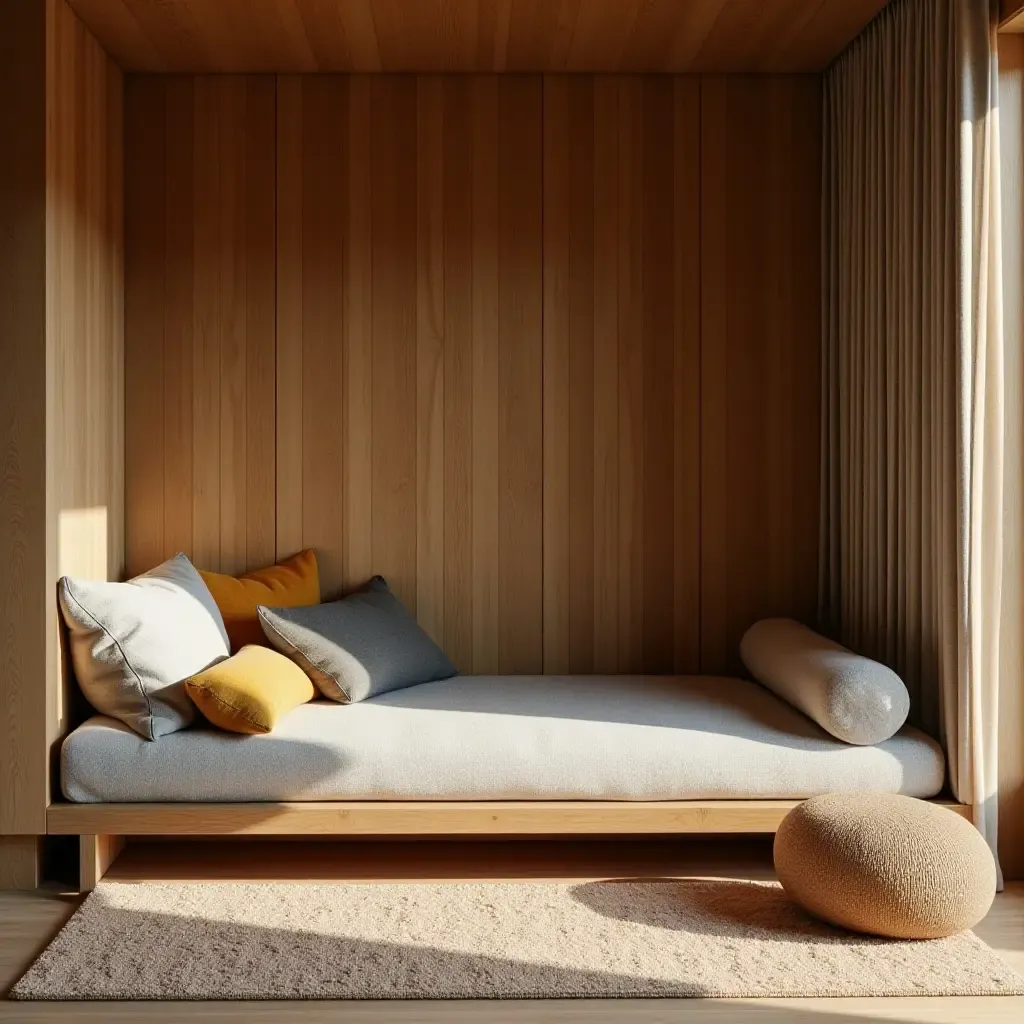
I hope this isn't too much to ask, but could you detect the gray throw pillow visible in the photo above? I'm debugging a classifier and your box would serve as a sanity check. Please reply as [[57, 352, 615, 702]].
[[58, 553, 231, 740], [257, 576, 457, 703]]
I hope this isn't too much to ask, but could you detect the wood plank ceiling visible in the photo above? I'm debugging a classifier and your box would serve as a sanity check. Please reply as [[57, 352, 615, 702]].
[[67, 0, 889, 73]]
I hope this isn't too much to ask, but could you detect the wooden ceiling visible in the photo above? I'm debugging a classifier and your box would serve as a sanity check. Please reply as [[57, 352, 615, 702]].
[[67, 1, 890, 74]]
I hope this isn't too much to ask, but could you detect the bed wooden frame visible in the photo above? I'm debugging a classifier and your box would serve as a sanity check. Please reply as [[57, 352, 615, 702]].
[[58, 799, 970, 890]]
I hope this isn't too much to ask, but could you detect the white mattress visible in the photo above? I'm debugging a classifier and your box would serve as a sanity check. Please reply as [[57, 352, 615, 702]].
[[61, 674, 946, 803]]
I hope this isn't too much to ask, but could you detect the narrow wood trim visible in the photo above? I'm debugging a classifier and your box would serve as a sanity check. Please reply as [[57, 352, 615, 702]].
[[48, 800, 971, 837], [1001, 1, 1024, 30], [0, 836, 42, 890], [79, 834, 125, 892]]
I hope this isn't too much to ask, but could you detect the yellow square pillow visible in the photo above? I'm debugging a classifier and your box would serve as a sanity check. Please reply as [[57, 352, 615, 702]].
[[199, 549, 320, 652], [185, 645, 315, 735]]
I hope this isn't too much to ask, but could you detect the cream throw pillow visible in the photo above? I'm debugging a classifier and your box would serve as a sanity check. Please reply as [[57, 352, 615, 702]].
[[740, 619, 910, 745], [59, 553, 230, 740]]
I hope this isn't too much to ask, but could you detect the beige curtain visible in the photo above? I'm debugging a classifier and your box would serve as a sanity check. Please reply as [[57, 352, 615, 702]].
[[822, 0, 1006, 880]]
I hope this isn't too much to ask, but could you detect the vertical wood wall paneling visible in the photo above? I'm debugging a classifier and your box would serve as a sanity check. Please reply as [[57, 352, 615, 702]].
[[48, 0, 126, 750], [496, 77, 544, 672], [371, 77, 419, 609], [416, 77, 446, 644], [301, 75, 348, 595], [343, 78, 376, 595], [542, 76, 700, 675], [124, 76, 167, 577], [162, 78, 195, 562], [1, 0, 123, 881], [469, 77, 503, 672], [273, 76, 545, 670], [125, 72, 822, 680], [274, 75, 305, 564], [699, 76, 822, 674], [192, 76, 276, 575], [126, 75, 276, 577], [441, 78, 475, 671]]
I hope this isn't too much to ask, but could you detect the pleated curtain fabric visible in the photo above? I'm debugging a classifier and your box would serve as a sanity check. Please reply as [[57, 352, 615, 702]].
[[821, 0, 1006, 880]]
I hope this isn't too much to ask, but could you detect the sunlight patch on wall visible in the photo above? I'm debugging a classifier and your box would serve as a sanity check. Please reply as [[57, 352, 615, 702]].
[[58, 506, 109, 580]]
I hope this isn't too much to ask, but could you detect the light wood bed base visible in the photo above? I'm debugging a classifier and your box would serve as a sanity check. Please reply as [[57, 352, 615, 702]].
[[79, 835, 126, 891], [57, 799, 970, 890]]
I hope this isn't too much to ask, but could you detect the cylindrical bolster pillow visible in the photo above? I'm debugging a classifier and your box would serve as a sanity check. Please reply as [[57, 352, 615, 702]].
[[739, 619, 910, 745]]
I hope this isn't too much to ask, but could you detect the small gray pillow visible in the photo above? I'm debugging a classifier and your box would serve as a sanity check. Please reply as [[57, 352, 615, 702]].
[[740, 619, 910, 745], [59, 553, 230, 740], [257, 576, 457, 703]]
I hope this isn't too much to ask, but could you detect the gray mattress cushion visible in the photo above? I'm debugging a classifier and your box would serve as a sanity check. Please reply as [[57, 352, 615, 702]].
[[61, 675, 946, 803]]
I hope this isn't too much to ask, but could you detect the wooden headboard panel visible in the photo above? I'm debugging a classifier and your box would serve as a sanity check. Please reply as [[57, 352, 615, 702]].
[[124, 73, 820, 677]]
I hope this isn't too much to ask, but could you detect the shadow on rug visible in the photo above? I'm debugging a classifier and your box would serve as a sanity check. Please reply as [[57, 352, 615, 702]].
[[11, 879, 1024, 1000]]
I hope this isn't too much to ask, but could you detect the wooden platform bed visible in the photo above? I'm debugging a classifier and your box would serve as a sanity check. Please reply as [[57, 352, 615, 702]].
[[52, 672, 960, 890], [59, 799, 970, 891]]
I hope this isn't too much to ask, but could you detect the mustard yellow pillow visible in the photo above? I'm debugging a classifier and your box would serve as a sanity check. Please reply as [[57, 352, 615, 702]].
[[199, 550, 320, 652], [185, 645, 315, 735]]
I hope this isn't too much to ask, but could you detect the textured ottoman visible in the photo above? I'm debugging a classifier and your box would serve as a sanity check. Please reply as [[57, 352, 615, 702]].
[[774, 793, 996, 939]]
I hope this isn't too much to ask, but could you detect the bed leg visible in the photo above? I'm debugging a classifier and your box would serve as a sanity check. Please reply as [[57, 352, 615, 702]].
[[79, 835, 125, 892], [0, 836, 41, 890]]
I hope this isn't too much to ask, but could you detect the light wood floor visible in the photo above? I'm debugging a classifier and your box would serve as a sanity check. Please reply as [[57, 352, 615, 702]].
[[1, 838, 1021, 1022]]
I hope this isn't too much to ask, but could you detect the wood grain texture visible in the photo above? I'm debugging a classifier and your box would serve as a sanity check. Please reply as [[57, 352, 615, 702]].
[[48, 0, 126, 743], [125, 75, 276, 578], [543, 77, 700, 674], [1, 0, 123, 854], [125, 72, 822, 677], [699, 76, 822, 675], [65, 0, 889, 73], [0, 0, 48, 843], [45, 800, 971, 837], [129, 75, 547, 671], [78, 834, 125, 892], [0, 837, 41, 891]]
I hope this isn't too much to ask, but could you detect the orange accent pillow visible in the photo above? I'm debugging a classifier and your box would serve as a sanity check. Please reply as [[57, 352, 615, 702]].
[[199, 550, 320, 652]]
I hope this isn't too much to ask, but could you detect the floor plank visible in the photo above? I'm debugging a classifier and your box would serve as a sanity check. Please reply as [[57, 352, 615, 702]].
[[2, 839, 1021, 1021]]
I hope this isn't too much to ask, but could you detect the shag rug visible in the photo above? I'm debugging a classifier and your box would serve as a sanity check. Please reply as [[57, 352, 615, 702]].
[[12, 880, 1024, 1000]]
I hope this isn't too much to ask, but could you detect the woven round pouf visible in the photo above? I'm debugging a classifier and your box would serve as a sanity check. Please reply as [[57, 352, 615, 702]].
[[774, 793, 996, 939]]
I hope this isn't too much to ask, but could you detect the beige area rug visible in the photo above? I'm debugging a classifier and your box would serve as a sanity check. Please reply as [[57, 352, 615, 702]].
[[12, 880, 1024, 1000]]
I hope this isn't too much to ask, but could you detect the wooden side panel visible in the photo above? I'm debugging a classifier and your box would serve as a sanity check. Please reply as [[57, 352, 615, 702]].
[[700, 76, 822, 674], [543, 76, 700, 674], [0, 0, 48, 842], [125, 76, 277, 577], [48, 0, 126, 752], [1, 0, 124, 865]]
